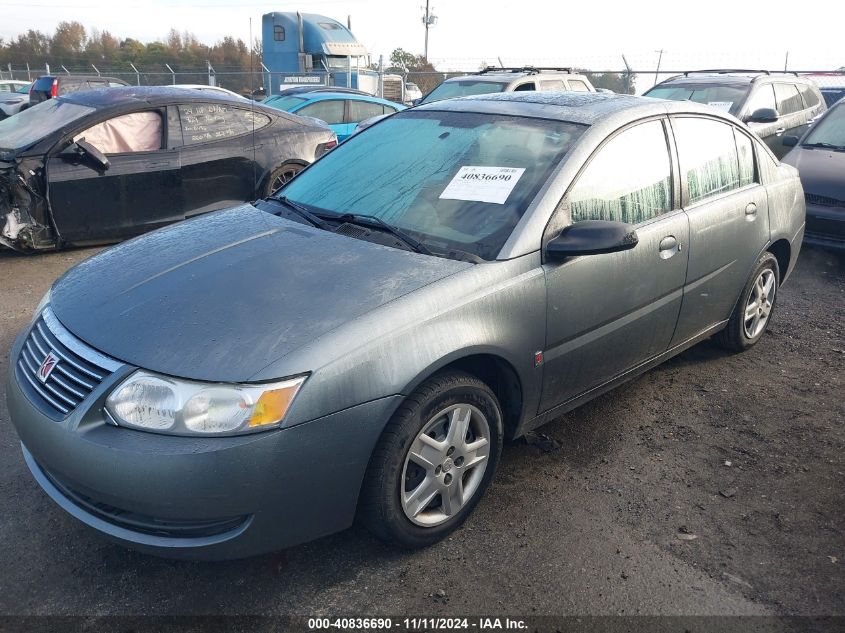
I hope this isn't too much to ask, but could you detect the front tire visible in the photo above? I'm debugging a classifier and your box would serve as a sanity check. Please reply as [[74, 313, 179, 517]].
[[717, 252, 780, 352], [359, 371, 503, 548]]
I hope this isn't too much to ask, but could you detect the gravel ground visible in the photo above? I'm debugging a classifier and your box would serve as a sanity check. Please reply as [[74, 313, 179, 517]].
[[0, 244, 842, 619]]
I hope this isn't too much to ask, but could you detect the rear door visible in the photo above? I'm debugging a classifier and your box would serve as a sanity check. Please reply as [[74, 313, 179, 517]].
[[46, 107, 183, 243], [669, 116, 770, 345], [295, 99, 348, 140], [540, 118, 690, 411], [346, 99, 389, 137]]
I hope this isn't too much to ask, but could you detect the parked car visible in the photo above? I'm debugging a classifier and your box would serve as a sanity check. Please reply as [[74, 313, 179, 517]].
[[801, 73, 845, 107], [0, 80, 30, 93], [262, 90, 406, 141], [404, 81, 422, 103], [29, 74, 129, 105], [644, 70, 827, 159], [8, 92, 804, 559], [0, 83, 31, 119], [0, 86, 336, 251], [419, 66, 596, 105], [782, 98, 845, 250]]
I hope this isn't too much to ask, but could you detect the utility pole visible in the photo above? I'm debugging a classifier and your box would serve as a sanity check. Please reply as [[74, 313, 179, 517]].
[[422, 0, 437, 62], [653, 49, 665, 86]]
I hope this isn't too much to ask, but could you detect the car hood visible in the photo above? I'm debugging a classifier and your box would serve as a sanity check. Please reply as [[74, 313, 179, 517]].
[[782, 146, 845, 200], [50, 205, 470, 382]]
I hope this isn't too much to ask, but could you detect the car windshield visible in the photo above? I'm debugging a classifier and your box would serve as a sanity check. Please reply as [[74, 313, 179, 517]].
[[279, 110, 586, 260], [421, 80, 507, 104], [264, 95, 308, 111], [16, 85, 30, 94], [645, 83, 748, 115], [0, 98, 94, 150], [802, 105, 845, 148]]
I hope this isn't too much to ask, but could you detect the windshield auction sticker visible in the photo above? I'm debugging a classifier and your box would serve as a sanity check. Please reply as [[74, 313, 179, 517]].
[[707, 101, 733, 112], [440, 166, 526, 204]]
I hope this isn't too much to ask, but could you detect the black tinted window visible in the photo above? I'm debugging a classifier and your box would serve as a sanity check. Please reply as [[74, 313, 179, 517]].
[[673, 117, 740, 204], [32, 77, 54, 92], [513, 82, 535, 92], [179, 104, 269, 145], [570, 120, 672, 225], [774, 83, 804, 115]]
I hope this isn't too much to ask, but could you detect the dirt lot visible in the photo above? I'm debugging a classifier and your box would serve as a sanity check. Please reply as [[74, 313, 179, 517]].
[[0, 244, 842, 619]]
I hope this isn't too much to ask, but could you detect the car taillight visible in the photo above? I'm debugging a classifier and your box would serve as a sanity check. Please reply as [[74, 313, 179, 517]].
[[324, 139, 338, 151], [316, 138, 338, 158], [50, 79, 58, 98]]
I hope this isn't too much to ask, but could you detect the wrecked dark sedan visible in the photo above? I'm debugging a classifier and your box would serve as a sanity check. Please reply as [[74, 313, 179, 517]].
[[0, 86, 336, 251], [8, 93, 805, 559]]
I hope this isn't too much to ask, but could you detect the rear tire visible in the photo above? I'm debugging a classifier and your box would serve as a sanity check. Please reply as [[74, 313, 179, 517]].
[[359, 371, 503, 548], [717, 252, 780, 352], [264, 162, 304, 197]]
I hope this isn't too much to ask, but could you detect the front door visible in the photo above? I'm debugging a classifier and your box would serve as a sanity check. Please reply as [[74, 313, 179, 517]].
[[540, 118, 690, 412], [46, 109, 182, 243]]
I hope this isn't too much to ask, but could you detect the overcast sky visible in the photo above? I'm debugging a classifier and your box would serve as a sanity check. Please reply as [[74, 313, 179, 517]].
[[1, 0, 843, 84]]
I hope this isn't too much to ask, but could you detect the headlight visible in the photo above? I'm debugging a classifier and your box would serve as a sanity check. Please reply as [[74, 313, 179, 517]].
[[33, 288, 51, 318], [105, 370, 306, 436]]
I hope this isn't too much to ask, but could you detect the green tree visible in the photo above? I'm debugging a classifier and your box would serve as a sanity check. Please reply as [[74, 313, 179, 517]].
[[51, 21, 87, 60]]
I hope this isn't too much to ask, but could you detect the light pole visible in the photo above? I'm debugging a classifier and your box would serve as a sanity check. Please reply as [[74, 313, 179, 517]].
[[422, 1, 437, 62]]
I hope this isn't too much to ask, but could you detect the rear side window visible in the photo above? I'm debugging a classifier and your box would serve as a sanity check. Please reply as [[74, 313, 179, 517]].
[[32, 77, 54, 92], [540, 80, 565, 91], [297, 100, 345, 125], [797, 84, 820, 108], [568, 80, 591, 92], [179, 104, 270, 145], [569, 119, 672, 225], [774, 83, 804, 115], [348, 100, 385, 123], [673, 117, 740, 204]]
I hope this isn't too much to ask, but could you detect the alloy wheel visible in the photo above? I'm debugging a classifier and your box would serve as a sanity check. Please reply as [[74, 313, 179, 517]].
[[400, 404, 491, 527], [743, 268, 776, 339]]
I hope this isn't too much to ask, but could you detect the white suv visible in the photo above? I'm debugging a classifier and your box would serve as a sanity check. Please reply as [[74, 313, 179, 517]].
[[419, 67, 596, 104]]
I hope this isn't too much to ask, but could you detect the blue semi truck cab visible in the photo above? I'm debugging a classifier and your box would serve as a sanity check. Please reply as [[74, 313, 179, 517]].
[[262, 12, 383, 95]]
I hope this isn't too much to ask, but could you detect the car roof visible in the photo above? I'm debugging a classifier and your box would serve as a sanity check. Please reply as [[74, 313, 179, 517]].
[[656, 71, 816, 87], [296, 91, 403, 106], [415, 90, 735, 126], [58, 85, 248, 107]]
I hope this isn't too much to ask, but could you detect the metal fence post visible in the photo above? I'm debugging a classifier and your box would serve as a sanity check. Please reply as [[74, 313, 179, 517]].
[[130, 62, 141, 86], [378, 54, 384, 98], [165, 64, 176, 85]]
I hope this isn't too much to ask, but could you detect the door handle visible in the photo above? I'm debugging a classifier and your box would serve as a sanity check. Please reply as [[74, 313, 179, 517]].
[[658, 235, 679, 259], [775, 128, 786, 135], [745, 202, 758, 216]]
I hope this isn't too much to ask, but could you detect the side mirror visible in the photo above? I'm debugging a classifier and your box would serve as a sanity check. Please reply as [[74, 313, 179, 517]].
[[76, 139, 110, 171], [410, 98, 421, 106], [546, 220, 638, 260], [745, 107, 779, 124], [782, 135, 799, 147]]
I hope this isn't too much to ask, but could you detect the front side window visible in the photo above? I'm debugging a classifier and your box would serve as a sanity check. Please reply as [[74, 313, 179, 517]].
[[673, 117, 740, 204], [743, 84, 777, 116], [178, 103, 267, 145], [569, 119, 672, 225], [74, 111, 163, 154], [297, 100, 345, 125], [568, 80, 591, 92], [774, 83, 804, 115], [280, 110, 586, 260]]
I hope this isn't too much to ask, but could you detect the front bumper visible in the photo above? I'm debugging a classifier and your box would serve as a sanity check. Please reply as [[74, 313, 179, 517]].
[[7, 330, 400, 560], [804, 203, 845, 251]]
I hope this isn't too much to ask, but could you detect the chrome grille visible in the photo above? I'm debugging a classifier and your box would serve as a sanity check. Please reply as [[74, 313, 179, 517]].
[[805, 193, 844, 208], [17, 307, 122, 417]]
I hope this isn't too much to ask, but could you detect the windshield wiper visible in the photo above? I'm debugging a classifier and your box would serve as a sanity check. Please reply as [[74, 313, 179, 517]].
[[335, 213, 434, 256], [802, 142, 845, 151], [271, 196, 332, 230]]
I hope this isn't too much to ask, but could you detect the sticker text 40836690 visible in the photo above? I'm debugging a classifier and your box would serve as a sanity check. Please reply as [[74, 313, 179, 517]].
[[439, 166, 526, 204]]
